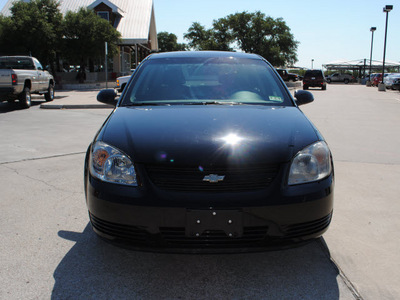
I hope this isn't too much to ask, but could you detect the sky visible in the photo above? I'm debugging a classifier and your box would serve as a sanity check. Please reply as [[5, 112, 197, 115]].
[[153, 0, 399, 69], [0, 0, 398, 69]]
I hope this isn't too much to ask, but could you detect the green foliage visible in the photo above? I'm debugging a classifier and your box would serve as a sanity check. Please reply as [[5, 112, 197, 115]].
[[62, 8, 121, 67], [0, 2, 120, 71], [184, 11, 299, 66], [0, 0, 63, 66], [157, 32, 186, 52], [184, 22, 232, 51]]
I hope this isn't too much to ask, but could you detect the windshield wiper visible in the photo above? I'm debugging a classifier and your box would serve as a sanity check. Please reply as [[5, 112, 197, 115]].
[[185, 101, 243, 105], [121, 102, 170, 107]]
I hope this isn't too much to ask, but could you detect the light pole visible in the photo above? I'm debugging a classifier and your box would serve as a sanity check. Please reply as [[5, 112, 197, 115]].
[[379, 5, 393, 91], [311, 59, 314, 69], [367, 27, 376, 86]]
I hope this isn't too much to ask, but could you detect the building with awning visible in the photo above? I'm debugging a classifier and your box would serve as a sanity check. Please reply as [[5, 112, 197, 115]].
[[1, 0, 158, 75], [323, 59, 400, 77]]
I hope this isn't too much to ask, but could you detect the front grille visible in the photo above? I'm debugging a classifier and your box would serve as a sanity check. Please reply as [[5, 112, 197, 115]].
[[90, 214, 149, 242], [90, 213, 332, 250], [90, 213, 269, 248], [159, 227, 269, 247], [145, 164, 280, 192], [280, 213, 332, 238]]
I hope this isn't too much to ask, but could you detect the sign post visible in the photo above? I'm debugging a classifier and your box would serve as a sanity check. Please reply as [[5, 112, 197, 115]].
[[105, 42, 108, 88]]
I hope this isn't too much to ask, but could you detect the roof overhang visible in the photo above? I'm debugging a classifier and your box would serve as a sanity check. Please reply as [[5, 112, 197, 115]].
[[323, 59, 400, 69]]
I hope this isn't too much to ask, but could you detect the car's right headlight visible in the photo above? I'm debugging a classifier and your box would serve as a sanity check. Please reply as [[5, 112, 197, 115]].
[[90, 141, 138, 186], [288, 141, 332, 185]]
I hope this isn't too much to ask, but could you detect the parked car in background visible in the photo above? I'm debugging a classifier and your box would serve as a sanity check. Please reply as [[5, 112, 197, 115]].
[[372, 73, 391, 87], [303, 69, 327, 90], [326, 73, 354, 84], [0, 56, 55, 108], [392, 78, 400, 91], [86, 51, 334, 252], [115, 70, 135, 93], [276, 68, 299, 82], [367, 73, 378, 86], [372, 74, 382, 86], [383, 73, 400, 89], [115, 75, 130, 93]]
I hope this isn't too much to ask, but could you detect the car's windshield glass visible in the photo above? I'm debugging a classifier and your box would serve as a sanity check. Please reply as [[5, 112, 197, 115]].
[[121, 56, 292, 106], [305, 70, 323, 77]]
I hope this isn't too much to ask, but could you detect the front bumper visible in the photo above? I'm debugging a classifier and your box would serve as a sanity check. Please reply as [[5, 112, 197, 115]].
[[85, 169, 334, 252]]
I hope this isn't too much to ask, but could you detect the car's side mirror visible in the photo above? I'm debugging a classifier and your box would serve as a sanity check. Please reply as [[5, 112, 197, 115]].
[[97, 89, 118, 106], [294, 90, 314, 106]]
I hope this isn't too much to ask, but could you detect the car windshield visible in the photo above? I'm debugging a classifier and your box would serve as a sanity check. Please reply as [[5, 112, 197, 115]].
[[305, 70, 323, 77], [121, 56, 292, 106]]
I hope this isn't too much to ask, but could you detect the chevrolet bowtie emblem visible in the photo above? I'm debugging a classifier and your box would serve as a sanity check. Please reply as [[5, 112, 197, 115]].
[[203, 174, 225, 183]]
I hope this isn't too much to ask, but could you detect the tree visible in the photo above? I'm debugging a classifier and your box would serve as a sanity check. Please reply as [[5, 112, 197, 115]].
[[184, 11, 298, 66], [157, 32, 186, 52], [0, 0, 63, 67], [62, 8, 121, 71], [184, 22, 232, 51]]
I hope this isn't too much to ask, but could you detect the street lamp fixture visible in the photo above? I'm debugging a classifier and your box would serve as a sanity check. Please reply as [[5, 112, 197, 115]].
[[383, 5, 393, 12], [379, 5, 393, 91], [311, 59, 314, 69], [368, 27, 376, 86]]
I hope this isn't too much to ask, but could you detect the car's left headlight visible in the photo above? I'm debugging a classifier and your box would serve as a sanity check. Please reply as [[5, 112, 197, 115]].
[[288, 141, 332, 185], [90, 141, 138, 186]]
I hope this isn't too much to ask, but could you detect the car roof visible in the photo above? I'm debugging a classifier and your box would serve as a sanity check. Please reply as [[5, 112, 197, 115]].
[[147, 51, 263, 61], [305, 69, 323, 73]]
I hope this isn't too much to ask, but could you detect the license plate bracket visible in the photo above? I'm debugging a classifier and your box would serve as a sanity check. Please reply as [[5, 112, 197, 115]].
[[185, 209, 243, 237]]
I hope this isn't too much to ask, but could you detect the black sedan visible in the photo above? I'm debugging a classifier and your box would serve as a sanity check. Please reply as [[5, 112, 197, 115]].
[[85, 51, 334, 252]]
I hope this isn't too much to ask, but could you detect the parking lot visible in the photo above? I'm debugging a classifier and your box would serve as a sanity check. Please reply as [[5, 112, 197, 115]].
[[1, 85, 399, 299]]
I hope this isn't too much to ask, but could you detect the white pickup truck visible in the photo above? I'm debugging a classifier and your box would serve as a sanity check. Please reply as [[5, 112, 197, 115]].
[[115, 75, 131, 93], [115, 69, 135, 93], [0, 56, 55, 108]]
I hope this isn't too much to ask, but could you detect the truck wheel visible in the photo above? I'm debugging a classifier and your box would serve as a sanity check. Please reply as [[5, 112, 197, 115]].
[[344, 78, 349, 84], [327, 79, 331, 83], [45, 84, 54, 102], [19, 87, 31, 108]]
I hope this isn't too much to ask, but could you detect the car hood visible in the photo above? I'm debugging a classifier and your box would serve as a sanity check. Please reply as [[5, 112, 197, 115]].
[[99, 105, 319, 166]]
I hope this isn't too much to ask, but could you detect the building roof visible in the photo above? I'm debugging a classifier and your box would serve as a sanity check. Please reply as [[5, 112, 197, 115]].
[[1, 0, 158, 50], [323, 59, 400, 70]]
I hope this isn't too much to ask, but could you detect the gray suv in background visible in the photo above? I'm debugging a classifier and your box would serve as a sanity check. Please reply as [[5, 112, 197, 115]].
[[326, 73, 354, 84]]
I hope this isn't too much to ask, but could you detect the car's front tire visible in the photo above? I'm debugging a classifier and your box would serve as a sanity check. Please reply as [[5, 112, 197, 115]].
[[45, 84, 54, 102]]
